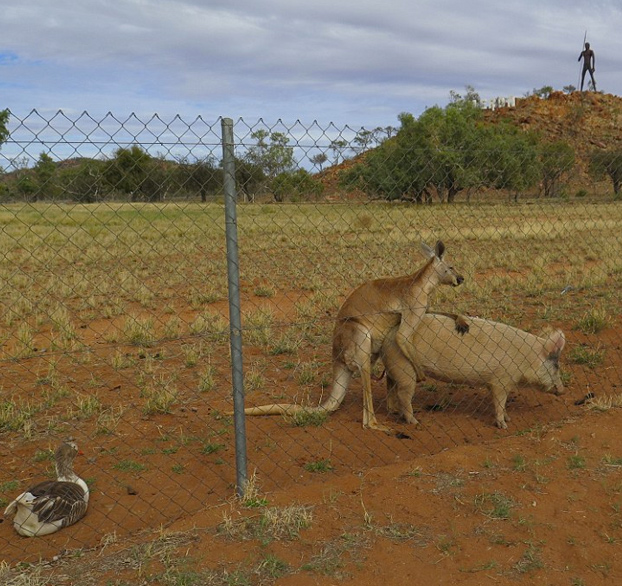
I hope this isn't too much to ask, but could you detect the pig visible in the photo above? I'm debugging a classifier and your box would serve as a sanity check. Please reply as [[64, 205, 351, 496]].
[[381, 313, 566, 429]]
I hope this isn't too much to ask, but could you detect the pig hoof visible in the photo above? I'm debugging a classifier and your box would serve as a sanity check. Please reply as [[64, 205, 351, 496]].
[[495, 420, 508, 430]]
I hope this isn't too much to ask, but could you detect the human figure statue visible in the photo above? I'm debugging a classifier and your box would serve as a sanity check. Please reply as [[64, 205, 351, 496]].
[[578, 42, 596, 91]]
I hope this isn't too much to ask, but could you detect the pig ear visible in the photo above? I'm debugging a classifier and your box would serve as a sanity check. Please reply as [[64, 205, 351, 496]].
[[542, 329, 566, 357]]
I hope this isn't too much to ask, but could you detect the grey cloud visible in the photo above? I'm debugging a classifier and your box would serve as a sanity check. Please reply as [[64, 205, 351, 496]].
[[0, 0, 621, 126]]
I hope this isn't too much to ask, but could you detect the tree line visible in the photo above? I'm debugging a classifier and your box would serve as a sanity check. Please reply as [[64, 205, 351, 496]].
[[1, 101, 621, 203], [0, 117, 326, 203], [340, 89, 622, 202]]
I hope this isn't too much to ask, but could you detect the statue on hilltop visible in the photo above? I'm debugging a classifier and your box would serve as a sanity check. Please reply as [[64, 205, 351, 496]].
[[578, 42, 597, 91]]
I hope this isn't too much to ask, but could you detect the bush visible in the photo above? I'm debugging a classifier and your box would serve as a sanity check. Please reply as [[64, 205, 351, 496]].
[[589, 150, 622, 196], [272, 170, 324, 202], [341, 93, 541, 203]]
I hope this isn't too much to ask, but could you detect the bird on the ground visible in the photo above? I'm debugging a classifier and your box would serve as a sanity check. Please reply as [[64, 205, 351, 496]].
[[4, 441, 89, 537]]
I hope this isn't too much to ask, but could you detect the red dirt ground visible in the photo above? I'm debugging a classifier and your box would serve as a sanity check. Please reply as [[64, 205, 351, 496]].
[[1, 287, 622, 584]]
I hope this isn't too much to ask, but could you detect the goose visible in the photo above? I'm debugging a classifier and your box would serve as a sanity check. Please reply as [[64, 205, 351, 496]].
[[4, 441, 89, 537]]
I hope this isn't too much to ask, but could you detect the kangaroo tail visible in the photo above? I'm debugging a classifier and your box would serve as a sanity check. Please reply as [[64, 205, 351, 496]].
[[242, 403, 327, 416]]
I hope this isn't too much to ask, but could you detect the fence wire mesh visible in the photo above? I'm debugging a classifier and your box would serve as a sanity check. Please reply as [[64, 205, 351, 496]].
[[1, 107, 621, 565]]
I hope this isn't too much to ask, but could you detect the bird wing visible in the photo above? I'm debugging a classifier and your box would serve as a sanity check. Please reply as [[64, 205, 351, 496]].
[[29, 481, 87, 525]]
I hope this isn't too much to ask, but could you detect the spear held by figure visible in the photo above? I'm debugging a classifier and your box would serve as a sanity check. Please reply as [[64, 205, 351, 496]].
[[578, 33, 597, 91]]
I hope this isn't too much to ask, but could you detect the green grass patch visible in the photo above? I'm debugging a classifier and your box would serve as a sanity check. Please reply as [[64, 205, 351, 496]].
[[114, 459, 146, 473], [304, 459, 334, 473], [474, 492, 515, 520]]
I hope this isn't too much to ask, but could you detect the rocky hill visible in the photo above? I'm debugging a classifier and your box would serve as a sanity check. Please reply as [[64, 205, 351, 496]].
[[484, 90, 622, 167], [319, 91, 622, 196]]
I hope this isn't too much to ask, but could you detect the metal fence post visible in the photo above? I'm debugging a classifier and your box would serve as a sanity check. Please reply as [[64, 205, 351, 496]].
[[221, 117, 247, 497]]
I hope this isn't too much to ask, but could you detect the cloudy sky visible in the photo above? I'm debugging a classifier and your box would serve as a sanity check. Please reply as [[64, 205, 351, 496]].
[[1, 0, 621, 130]]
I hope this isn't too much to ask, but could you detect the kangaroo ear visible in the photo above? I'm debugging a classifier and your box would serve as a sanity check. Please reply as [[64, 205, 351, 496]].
[[420, 242, 434, 258], [542, 329, 566, 357], [435, 240, 445, 259]]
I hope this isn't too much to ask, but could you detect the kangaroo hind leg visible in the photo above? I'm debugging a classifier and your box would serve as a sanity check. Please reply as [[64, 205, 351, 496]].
[[341, 322, 390, 432]]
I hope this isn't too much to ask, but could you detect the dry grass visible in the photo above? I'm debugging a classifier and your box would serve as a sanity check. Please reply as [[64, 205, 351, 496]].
[[1, 200, 621, 582]]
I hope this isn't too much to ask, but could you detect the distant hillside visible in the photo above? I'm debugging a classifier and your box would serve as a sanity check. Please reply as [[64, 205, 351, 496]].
[[483, 91, 622, 175], [319, 91, 622, 196]]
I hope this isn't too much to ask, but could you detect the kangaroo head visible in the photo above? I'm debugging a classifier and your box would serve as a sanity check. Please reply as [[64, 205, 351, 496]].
[[420, 240, 465, 287]]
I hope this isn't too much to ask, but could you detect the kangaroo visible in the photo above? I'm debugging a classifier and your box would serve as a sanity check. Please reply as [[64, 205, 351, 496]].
[[242, 241, 466, 432], [382, 313, 566, 429]]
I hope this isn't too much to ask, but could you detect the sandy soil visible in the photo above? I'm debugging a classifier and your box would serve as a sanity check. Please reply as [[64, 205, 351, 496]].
[[1, 297, 621, 585]]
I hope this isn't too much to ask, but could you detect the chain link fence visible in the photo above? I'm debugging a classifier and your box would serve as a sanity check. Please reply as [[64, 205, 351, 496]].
[[1, 106, 621, 564]]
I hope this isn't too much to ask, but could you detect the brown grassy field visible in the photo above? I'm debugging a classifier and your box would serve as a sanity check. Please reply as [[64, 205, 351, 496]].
[[1, 200, 622, 585]]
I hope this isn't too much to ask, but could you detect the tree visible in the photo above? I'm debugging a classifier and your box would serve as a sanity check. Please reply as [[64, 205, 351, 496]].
[[483, 124, 541, 201], [351, 129, 377, 155], [340, 111, 437, 203], [16, 173, 37, 200], [528, 86, 554, 99], [449, 85, 481, 106], [413, 102, 486, 202], [34, 152, 59, 200], [245, 130, 295, 179], [234, 157, 265, 202], [0, 109, 10, 199], [329, 139, 348, 165], [589, 150, 622, 196], [310, 153, 328, 171], [104, 145, 168, 201], [271, 169, 324, 202], [341, 89, 541, 203], [0, 109, 9, 149], [60, 160, 107, 202], [380, 125, 398, 140], [539, 141, 575, 197], [177, 156, 222, 202]]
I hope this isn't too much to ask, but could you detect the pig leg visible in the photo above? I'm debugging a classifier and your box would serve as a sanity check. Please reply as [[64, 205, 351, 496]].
[[490, 382, 512, 429], [383, 340, 419, 424], [386, 372, 400, 414]]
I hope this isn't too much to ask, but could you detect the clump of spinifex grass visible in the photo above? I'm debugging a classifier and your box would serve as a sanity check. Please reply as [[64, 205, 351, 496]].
[[189, 310, 228, 341], [96, 405, 125, 435], [287, 409, 328, 427], [162, 316, 183, 339], [13, 322, 36, 359], [575, 306, 610, 334], [49, 304, 78, 348], [568, 344, 605, 368], [121, 314, 156, 346], [69, 391, 103, 420], [269, 333, 302, 356], [304, 459, 334, 473], [189, 286, 222, 309], [140, 374, 179, 415], [110, 350, 136, 370], [219, 504, 313, 542], [0, 397, 37, 434], [244, 364, 265, 392], [473, 491, 516, 520], [243, 307, 274, 346], [296, 361, 319, 385], [198, 364, 216, 393]]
